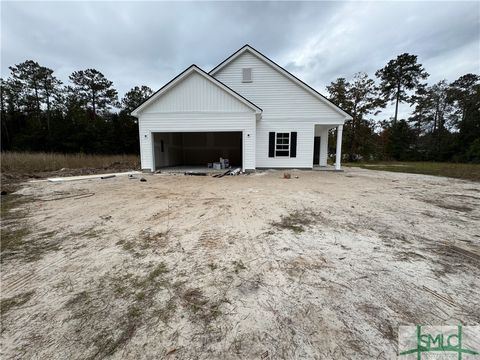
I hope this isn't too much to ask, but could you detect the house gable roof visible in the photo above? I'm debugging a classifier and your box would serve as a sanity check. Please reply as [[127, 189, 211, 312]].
[[131, 65, 262, 116], [210, 45, 352, 119]]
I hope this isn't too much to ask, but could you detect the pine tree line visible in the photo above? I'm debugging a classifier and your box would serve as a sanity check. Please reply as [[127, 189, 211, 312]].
[[1, 61, 152, 154], [1, 56, 479, 162], [327, 54, 479, 162]]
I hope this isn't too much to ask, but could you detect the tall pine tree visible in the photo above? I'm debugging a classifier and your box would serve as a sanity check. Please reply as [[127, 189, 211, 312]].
[[375, 53, 429, 122], [69, 69, 118, 116]]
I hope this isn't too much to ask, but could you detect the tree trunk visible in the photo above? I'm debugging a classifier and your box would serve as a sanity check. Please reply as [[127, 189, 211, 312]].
[[1, 113, 10, 150], [92, 91, 96, 118], [394, 81, 401, 123], [33, 82, 41, 114], [46, 92, 52, 150], [350, 106, 357, 161]]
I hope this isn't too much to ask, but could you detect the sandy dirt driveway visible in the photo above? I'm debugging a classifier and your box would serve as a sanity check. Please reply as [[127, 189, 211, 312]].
[[1, 168, 479, 359]]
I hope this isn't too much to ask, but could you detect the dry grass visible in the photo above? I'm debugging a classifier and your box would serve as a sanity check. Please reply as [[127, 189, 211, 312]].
[[1, 151, 139, 174], [1, 193, 60, 263], [1, 291, 35, 317], [271, 209, 320, 233], [63, 262, 172, 359]]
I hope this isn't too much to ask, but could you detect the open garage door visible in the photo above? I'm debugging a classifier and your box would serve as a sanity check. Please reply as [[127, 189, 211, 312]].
[[152, 132, 242, 170]]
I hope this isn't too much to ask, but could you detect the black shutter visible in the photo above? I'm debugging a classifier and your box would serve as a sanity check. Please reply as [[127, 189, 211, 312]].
[[290, 132, 297, 158], [268, 132, 275, 157]]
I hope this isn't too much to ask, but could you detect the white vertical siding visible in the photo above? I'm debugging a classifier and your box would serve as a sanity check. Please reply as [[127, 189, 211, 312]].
[[139, 128, 151, 171], [145, 72, 252, 113]]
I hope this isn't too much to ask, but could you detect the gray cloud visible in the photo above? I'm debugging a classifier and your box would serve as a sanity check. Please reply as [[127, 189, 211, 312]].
[[1, 1, 478, 119]]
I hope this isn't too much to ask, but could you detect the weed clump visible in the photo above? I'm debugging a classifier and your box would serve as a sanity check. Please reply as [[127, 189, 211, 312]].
[[271, 209, 320, 233]]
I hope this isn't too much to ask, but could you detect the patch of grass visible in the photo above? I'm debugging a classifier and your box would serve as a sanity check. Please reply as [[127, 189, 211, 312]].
[[207, 262, 218, 271], [345, 161, 480, 182], [232, 260, 247, 273], [65, 262, 173, 359], [182, 288, 208, 309], [117, 239, 134, 251], [1, 151, 139, 174], [0, 226, 31, 256], [271, 210, 319, 233], [117, 230, 170, 256], [147, 262, 169, 279], [1, 193, 60, 263], [395, 251, 427, 262], [180, 288, 226, 324], [152, 297, 177, 324], [140, 230, 169, 248], [1, 290, 35, 316], [421, 198, 473, 212], [88, 320, 138, 360], [64, 291, 89, 308], [1, 228, 60, 263], [76, 228, 104, 239]]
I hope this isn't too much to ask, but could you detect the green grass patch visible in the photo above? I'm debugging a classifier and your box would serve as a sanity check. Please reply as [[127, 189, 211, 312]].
[[345, 162, 480, 182]]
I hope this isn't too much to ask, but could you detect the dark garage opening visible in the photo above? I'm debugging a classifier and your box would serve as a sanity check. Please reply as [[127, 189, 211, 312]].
[[153, 132, 242, 169]]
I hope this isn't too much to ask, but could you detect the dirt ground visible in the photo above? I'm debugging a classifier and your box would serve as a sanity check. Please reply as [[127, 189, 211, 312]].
[[1, 168, 479, 359]]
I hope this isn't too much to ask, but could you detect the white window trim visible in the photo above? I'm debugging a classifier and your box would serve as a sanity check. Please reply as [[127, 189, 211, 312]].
[[275, 132, 290, 157]]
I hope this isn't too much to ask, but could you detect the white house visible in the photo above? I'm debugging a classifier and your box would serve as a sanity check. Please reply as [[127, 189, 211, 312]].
[[132, 45, 351, 172]]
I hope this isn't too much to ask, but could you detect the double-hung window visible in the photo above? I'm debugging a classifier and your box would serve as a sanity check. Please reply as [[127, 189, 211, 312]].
[[275, 132, 290, 157]]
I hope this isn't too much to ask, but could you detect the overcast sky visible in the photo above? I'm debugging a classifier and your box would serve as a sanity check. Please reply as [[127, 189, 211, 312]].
[[1, 1, 479, 119]]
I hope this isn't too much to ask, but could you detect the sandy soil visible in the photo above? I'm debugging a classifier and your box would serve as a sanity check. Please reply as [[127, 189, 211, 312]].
[[1, 168, 479, 359]]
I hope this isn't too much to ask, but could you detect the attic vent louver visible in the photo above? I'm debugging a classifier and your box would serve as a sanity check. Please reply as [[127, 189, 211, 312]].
[[242, 68, 252, 83]]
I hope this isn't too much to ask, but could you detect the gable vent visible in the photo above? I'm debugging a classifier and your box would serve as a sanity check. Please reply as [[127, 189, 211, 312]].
[[242, 68, 252, 83]]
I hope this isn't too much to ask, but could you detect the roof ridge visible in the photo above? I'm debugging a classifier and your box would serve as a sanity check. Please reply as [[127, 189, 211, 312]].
[[209, 45, 352, 118]]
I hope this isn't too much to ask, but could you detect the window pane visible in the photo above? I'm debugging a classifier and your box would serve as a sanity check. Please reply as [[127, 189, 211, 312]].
[[276, 132, 290, 154]]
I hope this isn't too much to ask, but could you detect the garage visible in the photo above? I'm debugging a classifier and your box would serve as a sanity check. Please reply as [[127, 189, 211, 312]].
[[152, 131, 242, 169], [132, 66, 261, 172]]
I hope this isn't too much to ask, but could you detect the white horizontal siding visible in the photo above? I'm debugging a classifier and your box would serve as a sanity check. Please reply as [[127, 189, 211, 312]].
[[144, 72, 252, 113], [139, 113, 256, 170], [256, 120, 314, 168], [213, 51, 345, 122]]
